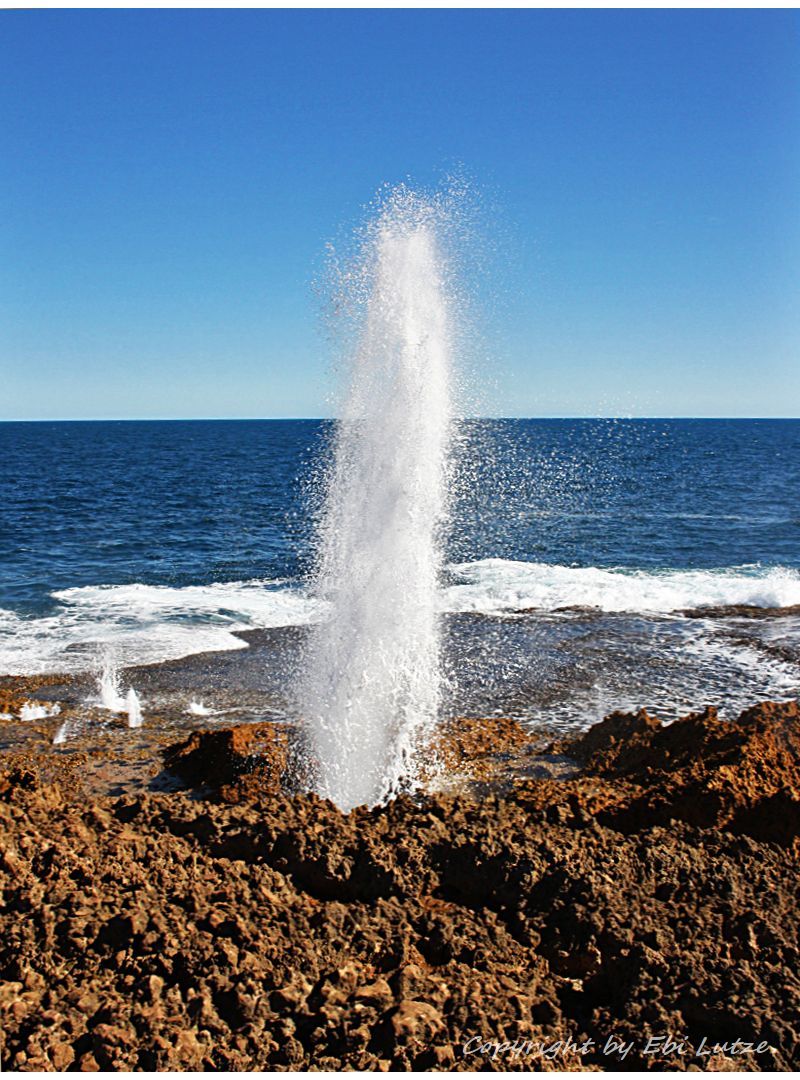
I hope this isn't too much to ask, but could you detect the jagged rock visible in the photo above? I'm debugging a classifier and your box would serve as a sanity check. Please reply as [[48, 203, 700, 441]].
[[163, 721, 300, 792], [0, 700, 798, 1071], [387, 999, 446, 1044], [574, 700, 800, 842]]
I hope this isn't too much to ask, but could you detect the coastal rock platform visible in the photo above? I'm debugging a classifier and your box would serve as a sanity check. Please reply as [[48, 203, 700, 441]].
[[1, 701, 798, 1071]]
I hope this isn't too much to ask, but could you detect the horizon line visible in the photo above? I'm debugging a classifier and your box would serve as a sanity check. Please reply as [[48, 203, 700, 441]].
[[1, 415, 799, 424]]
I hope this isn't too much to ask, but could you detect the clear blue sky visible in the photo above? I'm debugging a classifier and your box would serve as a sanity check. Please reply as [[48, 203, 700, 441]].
[[1, 9, 798, 419]]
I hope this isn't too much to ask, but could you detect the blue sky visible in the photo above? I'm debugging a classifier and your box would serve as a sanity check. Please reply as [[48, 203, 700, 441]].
[[2, 9, 798, 419]]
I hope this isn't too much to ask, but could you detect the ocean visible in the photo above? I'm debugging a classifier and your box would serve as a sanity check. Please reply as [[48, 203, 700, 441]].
[[2, 418, 799, 731]]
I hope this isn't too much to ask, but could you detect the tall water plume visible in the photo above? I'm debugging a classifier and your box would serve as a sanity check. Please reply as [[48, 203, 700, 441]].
[[299, 187, 457, 811]]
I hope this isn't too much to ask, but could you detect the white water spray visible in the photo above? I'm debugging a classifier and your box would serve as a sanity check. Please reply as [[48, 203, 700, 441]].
[[97, 655, 126, 712], [187, 699, 213, 717], [19, 701, 61, 722], [126, 687, 143, 729], [92, 650, 144, 728], [52, 720, 70, 746], [299, 188, 456, 810]]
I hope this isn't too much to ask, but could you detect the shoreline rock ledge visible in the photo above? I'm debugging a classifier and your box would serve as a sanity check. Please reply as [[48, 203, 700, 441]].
[[1, 700, 798, 1071]]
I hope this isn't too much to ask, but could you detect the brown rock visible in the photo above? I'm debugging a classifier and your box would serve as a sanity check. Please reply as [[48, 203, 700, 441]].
[[354, 977, 394, 1010], [163, 721, 300, 792], [388, 999, 446, 1044], [1, 699, 798, 1072], [577, 701, 800, 843]]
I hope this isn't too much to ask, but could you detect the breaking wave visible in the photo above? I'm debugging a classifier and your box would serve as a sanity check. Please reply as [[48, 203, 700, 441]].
[[444, 560, 800, 615], [0, 562, 797, 675], [0, 580, 323, 675]]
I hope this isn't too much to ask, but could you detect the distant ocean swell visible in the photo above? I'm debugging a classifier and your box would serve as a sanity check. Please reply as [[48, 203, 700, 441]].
[[1, 561, 799, 676]]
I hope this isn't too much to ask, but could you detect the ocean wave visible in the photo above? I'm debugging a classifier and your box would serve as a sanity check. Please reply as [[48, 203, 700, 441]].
[[443, 560, 800, 615], [0, 563, 798, 676], [0, 580, 323, 676]]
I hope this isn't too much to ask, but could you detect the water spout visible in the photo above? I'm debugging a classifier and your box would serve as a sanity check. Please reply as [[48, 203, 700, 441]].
[[299, 188, 455, 810], [97, 654, 126, 712], [126, 687, 143, 729]]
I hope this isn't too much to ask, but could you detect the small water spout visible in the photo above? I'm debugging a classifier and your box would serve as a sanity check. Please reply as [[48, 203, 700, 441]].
[[126, 687, 143, 729], [52, 720, 70, 746], [97, 655, 126, 712], [187, 699, 213, 716]]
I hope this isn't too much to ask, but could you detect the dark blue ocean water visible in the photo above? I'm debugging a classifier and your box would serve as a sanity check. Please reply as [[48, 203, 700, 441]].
[[1, 418, 798, 618]]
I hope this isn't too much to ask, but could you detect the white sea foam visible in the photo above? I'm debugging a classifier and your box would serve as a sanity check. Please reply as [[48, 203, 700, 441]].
[[443, 560, 800, 616], [0, 579, 322, 676], [680, 630, 800, 699], [0, 564, 797, 678]]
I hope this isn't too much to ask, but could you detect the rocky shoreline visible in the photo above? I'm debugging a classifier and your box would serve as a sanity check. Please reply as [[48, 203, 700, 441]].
[[1, 697, 798, 1071]]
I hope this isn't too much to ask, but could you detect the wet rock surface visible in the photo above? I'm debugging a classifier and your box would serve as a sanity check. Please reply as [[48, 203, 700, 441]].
[[1, 701, 798, 1071], [680, 604, 800, 619]]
